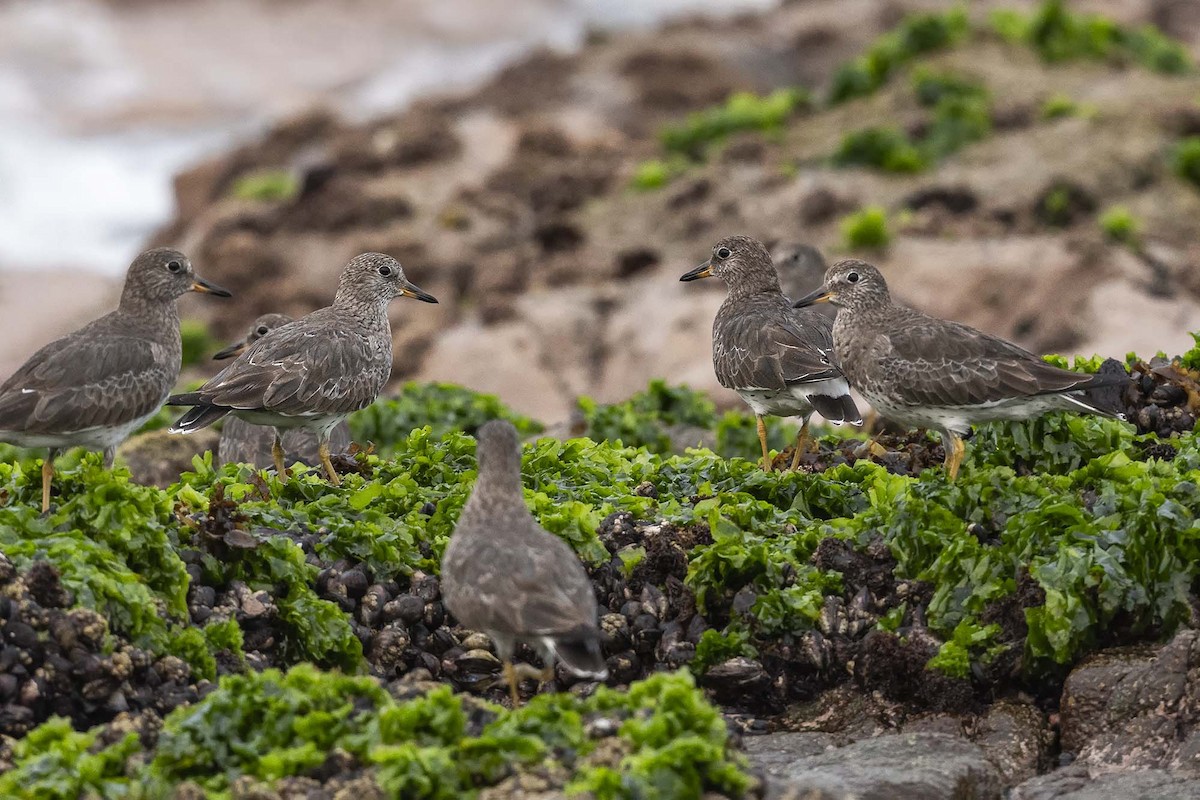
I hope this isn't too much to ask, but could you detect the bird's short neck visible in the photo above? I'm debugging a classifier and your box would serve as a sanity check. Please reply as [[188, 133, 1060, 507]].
[[725, 272, 783, 301], [476, 457, 525, 497], [116, 292, 181, 335], [333, 292, 391, 330]]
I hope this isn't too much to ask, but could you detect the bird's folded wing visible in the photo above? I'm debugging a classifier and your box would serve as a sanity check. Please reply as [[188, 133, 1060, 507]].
[[0, 336, 170, 432], [715, 315, 841, 391], [872, 320, 1097, 407], [455, 534, 595, 638], [192, 325, 384, 416]]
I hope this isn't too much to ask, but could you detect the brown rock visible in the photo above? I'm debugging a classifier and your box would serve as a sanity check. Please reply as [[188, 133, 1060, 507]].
[[1061, 630, 1200, 772]]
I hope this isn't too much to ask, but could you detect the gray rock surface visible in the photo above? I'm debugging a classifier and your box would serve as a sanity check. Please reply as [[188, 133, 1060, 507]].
[[1061, 630, 1200, 772], [1011, 765, 1200, 800], [746, 732, 1004, 800]]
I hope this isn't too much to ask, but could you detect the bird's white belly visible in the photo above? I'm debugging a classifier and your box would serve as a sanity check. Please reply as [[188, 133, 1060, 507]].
[[737, 377, 850, 419], [0, 412, 156, 452], [863, 391, 1068, 435], [233, 409, 345, 436]]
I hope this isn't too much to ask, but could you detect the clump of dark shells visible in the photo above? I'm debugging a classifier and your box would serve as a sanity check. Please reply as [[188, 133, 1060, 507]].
[[0, 556, 199, 740]]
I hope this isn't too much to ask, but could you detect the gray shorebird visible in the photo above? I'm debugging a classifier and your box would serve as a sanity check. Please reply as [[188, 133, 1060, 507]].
[[793, 259, 1127, 479], [773, 242, 834, 321], [0, 248, 230, 511], [167, 253, 436, 485], [213, 314, 352, 470], [681, 235, 861, 471], [441, 419, 606, 706]]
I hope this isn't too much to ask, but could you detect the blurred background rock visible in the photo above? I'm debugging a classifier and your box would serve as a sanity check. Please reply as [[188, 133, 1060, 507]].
[[3, 0, 1200, 422]]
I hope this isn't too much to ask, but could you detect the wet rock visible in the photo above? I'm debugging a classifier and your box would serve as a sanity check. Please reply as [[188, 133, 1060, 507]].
[[1011, 765, 1200, 800], [750, 732, 1003, 800], [1060, 630, 1200, 771], [971, 701, 1052, 786]]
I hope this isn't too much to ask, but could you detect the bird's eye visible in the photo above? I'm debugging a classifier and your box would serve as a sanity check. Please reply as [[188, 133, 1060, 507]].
[[847, 272, 860, 284], [378, 265, 392, 277], [715, 246, 732, 260], [256, 326, 270, 336], [167, 260, 182, 273]]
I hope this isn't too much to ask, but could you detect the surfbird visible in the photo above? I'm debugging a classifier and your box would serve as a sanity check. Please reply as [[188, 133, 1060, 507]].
[[793, 259, 1127, 479], [681, 235, 861, 471], [441, 419, 606, 706], [773, 242, 834, 321], [213, 314, 352, 470], [167, 253, 436, 485], [0, 248, 230, 511]]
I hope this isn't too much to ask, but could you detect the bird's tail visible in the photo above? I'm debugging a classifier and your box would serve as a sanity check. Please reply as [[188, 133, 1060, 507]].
[[169, 404, 230, 434], [166, 391, 202, 406], [808, 392, 864, 426], [544, 628, 608, 680], [1051, 364, 1130, 421]]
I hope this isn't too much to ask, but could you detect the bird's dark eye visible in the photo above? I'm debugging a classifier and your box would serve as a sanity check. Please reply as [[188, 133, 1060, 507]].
[[378, 265, 392, 277], [715, 246, 732, 260], [847, 272, 860, 284], [256, 326, 270, 336], [167, 260, 182, 273]]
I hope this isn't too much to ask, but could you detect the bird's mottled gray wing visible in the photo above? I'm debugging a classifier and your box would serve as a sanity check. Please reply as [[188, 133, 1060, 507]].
[[444, 525, 596, 639], [714, 308, 840, 392], [192, 318, 386, 416], [868, 317, 1097, 406], [0, 335, 173, 433]]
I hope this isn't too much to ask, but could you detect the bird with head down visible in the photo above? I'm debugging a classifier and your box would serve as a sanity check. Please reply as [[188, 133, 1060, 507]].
[[441, 419, 607, 706]]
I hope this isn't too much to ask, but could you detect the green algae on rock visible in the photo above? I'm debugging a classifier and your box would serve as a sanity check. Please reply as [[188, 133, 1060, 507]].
[[1, 667, 753, 799]]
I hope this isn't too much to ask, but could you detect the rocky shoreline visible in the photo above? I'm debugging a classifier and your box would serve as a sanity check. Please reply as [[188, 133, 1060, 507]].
[[138, 0, 1200, 424], [4, 1, 1200, 797], [0, 354, 1197, 796]]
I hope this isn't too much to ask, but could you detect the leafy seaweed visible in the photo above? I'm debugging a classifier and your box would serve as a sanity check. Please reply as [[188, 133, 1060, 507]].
[[0, 718, 140, 800], [139, 665, 751, 797], [828, 8, 969, 104], [350, 381, 541, 457], [990, 0, 1192, 73], [660, 89, 810, 158]]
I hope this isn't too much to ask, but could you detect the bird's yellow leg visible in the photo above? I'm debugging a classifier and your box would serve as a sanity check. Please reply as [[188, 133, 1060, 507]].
[[789, 418, 812, 470], [757, 415, 772, 472], [944, 433, 966, 481], [502, 660, 521, 707], [41, 456, 53, 514], [271, 432, 287, 479], [319, 439, 340, 486]]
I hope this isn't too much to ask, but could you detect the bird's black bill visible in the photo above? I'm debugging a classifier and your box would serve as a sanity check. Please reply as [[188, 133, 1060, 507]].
[[679, 261, 714, 282], [190, 276, 233, 297], [401, 281, 439, 303], [792, 287, 832, 308], [212, 341, 248, 360]]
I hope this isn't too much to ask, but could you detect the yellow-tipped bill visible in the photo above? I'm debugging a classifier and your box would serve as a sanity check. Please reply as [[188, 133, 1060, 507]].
[[679, 261, 714, 282], [792, 286, 832, 308], [190, 277, 232, 297]]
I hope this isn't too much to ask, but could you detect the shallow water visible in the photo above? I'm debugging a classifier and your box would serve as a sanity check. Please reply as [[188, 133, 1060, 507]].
[[0, 0, 776, 274]]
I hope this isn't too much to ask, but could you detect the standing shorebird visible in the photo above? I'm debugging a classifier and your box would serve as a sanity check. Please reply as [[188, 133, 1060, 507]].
[[773, 242, 834, 322], [793, 260, 1127, 479], [441, 419, 607, 706], [0, 248, 230, 511], [681, 235, 861, 471], [212, 314, 351, 469], [167, 253, 437, 485]]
